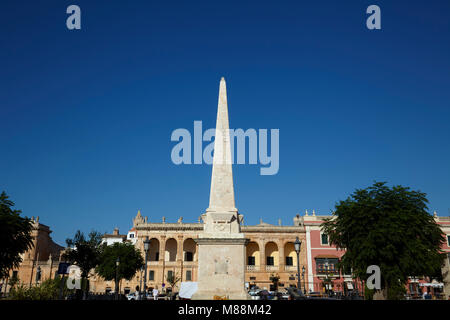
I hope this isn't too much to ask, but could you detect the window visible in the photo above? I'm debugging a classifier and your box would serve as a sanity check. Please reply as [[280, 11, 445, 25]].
[[186, 270, 192, 281], [447, 235, 450, 246], [185, 251, 193, 262], [167, 270, 173, 279], [315, 258, 339, 274], [149, 270, 154, 281], [247, 256, 255, 266], [152, 252, 159, 261], [321, 233, 329, 245], [285, 257, 293, 266], [129, 234, 134, 239], [249, 277, 256, 280], [266, 256, 274, 266]]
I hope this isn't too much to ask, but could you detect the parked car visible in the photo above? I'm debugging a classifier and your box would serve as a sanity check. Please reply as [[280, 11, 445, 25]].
[[277, 289, 290, 300], [285, 287, 307, 300], [126, 292, 140, 300], [248, 289, 261, 300]]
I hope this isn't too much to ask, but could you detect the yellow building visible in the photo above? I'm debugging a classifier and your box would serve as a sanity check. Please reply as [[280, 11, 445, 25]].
[[89, 211, 308, 294]]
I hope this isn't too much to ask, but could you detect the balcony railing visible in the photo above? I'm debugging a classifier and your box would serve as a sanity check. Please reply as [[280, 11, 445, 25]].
[[246, 265, 259, 271], [284, 265, 297, 271], [265, 265, 279, 271]]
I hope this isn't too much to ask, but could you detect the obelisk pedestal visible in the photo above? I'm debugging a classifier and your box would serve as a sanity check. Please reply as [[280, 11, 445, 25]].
[[192, 78, 249, 300]]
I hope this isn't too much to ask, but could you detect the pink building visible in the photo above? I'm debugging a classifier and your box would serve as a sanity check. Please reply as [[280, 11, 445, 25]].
[[302, 211, 450, 298]]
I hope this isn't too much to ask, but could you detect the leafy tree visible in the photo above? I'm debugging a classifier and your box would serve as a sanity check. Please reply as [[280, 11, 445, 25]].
[[8, 272, 19, 289], [63, 230, 103, 299], [8, 277, 73, 300], [322, 182, 446, 300], [166, 271, 181, 292], [0, 191, 34, 279], [96, 242, 143, 290]]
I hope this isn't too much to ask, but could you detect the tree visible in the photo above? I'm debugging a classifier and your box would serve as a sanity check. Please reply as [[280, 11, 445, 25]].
[[321, 182, 446, 300], [62, 230, 103, 299], [8, 277, 72, 300], [166, 271, 181, 292], [96, 242, 143, 294], [0, 191, 33, 280]]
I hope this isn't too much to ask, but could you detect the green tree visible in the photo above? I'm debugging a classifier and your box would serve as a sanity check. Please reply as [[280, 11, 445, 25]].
[[8, 277, 73, 300], [0, 191, 34, 280], [166, 271, 181, 292], [322, 182, 446, 300], [96, 242, 144, 293], [63, 230, 103, 299]]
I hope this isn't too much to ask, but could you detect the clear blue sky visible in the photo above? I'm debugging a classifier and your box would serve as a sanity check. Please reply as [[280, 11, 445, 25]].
[[1, 1, 449, 245]]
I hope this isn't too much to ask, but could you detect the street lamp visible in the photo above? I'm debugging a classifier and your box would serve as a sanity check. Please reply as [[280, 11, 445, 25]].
[[294, 237, 303, 295], [115, 257, 120, 300], [143, 236, 150, 300], [324, 260, 329, 296], [36, 266, 41, 285], [139, 265, 144, 299], [302, 266, 306, 294]]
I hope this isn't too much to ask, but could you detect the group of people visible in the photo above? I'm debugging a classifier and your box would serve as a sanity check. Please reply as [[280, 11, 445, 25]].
[[135, 286, 159, 300]]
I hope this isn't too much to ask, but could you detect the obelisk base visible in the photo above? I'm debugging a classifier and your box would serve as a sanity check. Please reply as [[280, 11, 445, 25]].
[[191, 238, 250, 300]]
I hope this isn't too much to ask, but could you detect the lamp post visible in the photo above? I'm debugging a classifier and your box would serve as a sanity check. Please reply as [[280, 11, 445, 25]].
[[139, 266, 143, 299], [35, 266, 41, 285], [143, 236, 150, 300], [324, 260, 329, 296], [302, 266, 306, 294], [115, 257, 120, 300], [294, 237, 303, 295]]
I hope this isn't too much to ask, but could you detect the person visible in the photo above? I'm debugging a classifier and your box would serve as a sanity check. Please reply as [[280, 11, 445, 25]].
[[153, 286, 159, 300]]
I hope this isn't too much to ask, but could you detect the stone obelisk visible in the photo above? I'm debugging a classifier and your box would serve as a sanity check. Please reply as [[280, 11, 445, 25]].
[[192, 77, 249, 300]]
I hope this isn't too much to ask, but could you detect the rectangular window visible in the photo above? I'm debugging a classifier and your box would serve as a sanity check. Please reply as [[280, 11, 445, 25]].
[[266, 256, 274, 266], [321, 233, 329, 245], [186, 270, 192, 281], [167, 270, 173, 279], [129, 234, 134, 238], [149, 270, 154, 281], [447, 235, 450, 246], [247, 256, 255, 266], [185, 252, 193, 262], [154, 252, 159, 261], [285, 257, 293, 266], [249, 277, 256, 280]]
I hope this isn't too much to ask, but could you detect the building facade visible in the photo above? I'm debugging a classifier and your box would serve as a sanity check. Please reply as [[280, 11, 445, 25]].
[[2, 217, 64, 294], [4, 212, 450, 298]]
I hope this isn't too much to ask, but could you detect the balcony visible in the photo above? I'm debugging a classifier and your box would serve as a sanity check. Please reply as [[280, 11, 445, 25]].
[[246, 265, 259, 271], [265, 265, 279, 271], [284, 265, 297, 271]]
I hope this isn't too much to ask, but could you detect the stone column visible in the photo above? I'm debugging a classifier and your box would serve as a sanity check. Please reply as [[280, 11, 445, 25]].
[[259, 240, 266, 272], [278, 241, 285, 272], [159, 236, 166, 286], [177, 235, 184, 283]]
